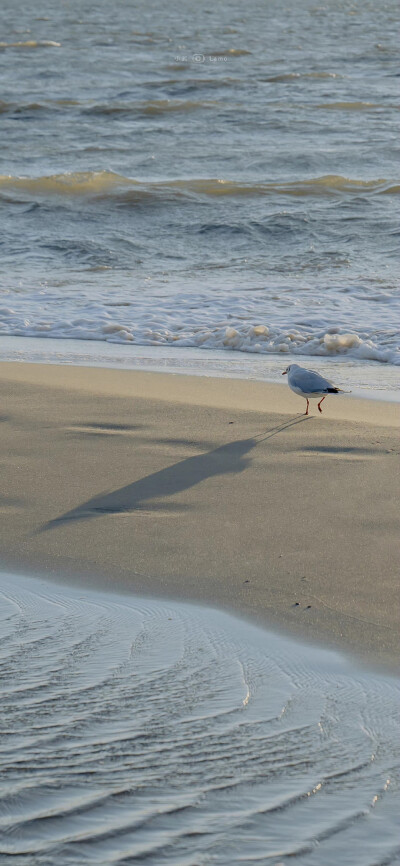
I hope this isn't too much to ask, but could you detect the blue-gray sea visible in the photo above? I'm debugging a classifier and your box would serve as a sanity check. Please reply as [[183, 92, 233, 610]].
[[0, 0, 399, 379]]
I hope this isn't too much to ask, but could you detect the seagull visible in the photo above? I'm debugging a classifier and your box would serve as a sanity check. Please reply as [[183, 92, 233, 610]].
[[282, 363, 347, 415]]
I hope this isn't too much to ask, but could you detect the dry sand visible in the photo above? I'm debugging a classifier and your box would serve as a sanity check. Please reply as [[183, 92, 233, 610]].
[[0, 361, 399, 670]]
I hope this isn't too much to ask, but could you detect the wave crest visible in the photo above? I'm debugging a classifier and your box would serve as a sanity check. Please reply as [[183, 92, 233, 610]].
[[0, 171, 398, 202], [0, 309, 398, 365], [0, 39, 61, 49]]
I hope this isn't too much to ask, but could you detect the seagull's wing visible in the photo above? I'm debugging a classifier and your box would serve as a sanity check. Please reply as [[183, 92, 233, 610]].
[[291, 367, 335, 393]]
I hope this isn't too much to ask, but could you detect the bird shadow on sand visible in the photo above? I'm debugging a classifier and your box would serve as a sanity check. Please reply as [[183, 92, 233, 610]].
[[38, 414, 311, 532]]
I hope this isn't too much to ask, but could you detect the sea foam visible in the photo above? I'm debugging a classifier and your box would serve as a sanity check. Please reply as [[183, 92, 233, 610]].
[[0, 304, 398, 365]]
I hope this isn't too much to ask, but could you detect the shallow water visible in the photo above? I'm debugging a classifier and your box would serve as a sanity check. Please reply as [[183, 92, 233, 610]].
[[1, 572, 399, 865], [0, 0, 399, 371], [2, 334, 400, 400]]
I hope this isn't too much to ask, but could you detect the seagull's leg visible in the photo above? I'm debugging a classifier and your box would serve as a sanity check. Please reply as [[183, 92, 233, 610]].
[[304, 398, 309, 416], [318, 396, 326, 413]]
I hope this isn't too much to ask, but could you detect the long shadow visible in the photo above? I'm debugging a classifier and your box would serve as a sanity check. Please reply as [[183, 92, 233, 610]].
[[40, 415, 310, 532]]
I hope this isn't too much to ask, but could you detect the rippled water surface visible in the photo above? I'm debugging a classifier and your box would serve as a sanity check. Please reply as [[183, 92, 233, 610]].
[[1, 572, 400, 865], [0, 0, 399, 372]]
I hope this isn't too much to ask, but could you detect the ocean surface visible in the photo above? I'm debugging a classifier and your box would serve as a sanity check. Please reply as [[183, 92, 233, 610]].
[[0, 0, 399, 382], [1, 572, 399, 866]]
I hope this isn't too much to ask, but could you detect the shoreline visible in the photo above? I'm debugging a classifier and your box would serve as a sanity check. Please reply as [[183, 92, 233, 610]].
[[1, 335, 399, 402], [1, 361, 399, 673], [2, 559, 399, 682]]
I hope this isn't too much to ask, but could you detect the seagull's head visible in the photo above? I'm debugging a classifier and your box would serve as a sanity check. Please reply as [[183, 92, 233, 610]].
[[282, 365, 292, 376]]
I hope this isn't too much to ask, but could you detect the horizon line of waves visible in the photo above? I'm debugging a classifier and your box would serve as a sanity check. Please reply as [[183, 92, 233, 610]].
[[0, 171, 399, 202]]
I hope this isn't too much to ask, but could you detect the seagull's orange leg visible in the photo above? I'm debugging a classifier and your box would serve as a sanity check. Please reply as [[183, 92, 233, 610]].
[[318, 396, 326, 413], [304, 398, 309, 416]]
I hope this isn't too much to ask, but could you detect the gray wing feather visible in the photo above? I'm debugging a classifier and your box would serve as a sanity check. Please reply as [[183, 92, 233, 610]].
[[292, 368, 334, 392]]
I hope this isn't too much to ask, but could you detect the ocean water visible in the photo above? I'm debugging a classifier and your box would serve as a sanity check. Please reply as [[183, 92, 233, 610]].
[[0, 572, 399, 866], [0, 0, 399, 377]]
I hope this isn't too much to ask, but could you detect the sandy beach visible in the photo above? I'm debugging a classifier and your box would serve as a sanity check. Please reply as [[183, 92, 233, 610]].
[[0, 361, 399, 670]]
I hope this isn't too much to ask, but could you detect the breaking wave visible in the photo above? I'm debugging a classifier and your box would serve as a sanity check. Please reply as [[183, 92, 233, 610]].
[[263, 71, 343, 82], [83, 99, 222, 115], [0, 171, 398, 202], [0, 96, 226, 116], [0, 307, 398, 365], [0, 39, 61, 49], [316, 101, 390, 111]]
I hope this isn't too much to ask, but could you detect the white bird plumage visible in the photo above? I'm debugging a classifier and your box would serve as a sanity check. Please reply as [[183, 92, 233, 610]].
[[282, 363, 346, 415]]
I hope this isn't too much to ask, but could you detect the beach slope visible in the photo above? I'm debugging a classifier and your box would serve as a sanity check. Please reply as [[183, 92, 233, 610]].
[[0, 362, 398, 669]]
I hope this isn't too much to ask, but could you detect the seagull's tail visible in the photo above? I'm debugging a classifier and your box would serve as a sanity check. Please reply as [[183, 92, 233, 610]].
[[332, 387, 352, 393]]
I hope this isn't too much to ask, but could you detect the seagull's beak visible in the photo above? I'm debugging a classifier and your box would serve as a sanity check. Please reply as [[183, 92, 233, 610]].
[[282, 370, 287, 375]]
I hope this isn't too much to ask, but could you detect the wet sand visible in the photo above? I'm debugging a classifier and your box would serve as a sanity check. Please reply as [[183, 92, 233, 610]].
[[0, 361, 399, 670]]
